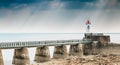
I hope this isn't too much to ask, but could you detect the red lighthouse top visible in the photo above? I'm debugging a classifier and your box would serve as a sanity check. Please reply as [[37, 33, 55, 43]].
[[86, 20, 91, 25]]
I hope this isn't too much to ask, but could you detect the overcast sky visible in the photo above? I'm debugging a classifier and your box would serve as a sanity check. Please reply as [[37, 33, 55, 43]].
[[0, 0, 120, 33]]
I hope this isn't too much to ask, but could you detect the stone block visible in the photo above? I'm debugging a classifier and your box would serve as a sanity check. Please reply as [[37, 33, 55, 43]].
[[34, 46, 50, 62], [69, 44, 83, 56], [0, 49, 4, 65], [12, 47, 30, 65], [53, 45, 67, 59]]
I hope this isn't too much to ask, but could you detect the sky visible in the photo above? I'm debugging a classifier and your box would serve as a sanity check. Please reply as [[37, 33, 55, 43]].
[[0, 0, 120, 33]]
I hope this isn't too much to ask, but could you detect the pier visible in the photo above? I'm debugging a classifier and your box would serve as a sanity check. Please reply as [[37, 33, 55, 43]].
[[0, 33, 110, 65]]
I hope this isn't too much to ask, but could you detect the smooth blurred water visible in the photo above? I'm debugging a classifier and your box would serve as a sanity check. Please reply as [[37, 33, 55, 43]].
[[0, 33, 120, 65]]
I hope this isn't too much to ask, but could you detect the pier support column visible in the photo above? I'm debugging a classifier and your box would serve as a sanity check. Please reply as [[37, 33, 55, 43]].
[[69, 44, 83, 56], [83, 43, 92, 55], [91, 41, 100, 55], [34, 46, 50, 62], [12, 47, 30, 65], [53, 45, 67, 59], [0, 49, 4, 65]]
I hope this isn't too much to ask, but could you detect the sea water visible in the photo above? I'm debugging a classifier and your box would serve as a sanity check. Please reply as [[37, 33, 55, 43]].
[[0, 33, 119, 65]]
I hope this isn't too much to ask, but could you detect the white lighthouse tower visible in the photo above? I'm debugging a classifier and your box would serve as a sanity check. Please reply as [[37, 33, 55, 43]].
[[86, 20, 91, 33]]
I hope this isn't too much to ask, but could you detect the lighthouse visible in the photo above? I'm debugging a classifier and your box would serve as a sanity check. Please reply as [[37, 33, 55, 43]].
[[86, 20, 91, 33]]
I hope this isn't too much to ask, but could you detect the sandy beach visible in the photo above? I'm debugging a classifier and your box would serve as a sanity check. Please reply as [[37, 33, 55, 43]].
[[31, 43, 120, 65]]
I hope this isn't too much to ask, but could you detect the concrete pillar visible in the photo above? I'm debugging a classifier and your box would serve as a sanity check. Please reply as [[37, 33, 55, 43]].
[[91, 41, 100, 55], [69, 44, 83, 56], [34, 46, 50, 62], [53, 45, 67, 59], [12, 47, 30, 65], [0, 49, 4, 65], [83, 43, 92, 55]]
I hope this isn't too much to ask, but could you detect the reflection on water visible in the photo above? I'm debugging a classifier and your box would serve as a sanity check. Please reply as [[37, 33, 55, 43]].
[[0, 33, 120, 65]]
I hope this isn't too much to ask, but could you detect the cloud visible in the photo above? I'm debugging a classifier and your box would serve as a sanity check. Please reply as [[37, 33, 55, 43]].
[[49, 0, 65, 9], [0, 0, 120, 33]]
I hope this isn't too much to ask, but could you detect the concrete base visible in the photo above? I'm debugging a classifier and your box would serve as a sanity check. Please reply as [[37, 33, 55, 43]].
[[91, 43, 100, 55], [84, 33, 110, 47], [34, 46, 50, 62], [12, 47, 30, 65], [99, 36, 110, 47], [53, 45, 67, 59], [69, 44, 83, 56], [0, 49, 4, 65], [83, 44, 92, 55]]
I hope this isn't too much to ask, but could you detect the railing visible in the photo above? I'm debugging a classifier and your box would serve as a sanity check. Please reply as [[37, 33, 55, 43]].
[[0, 39, 93, 49]]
